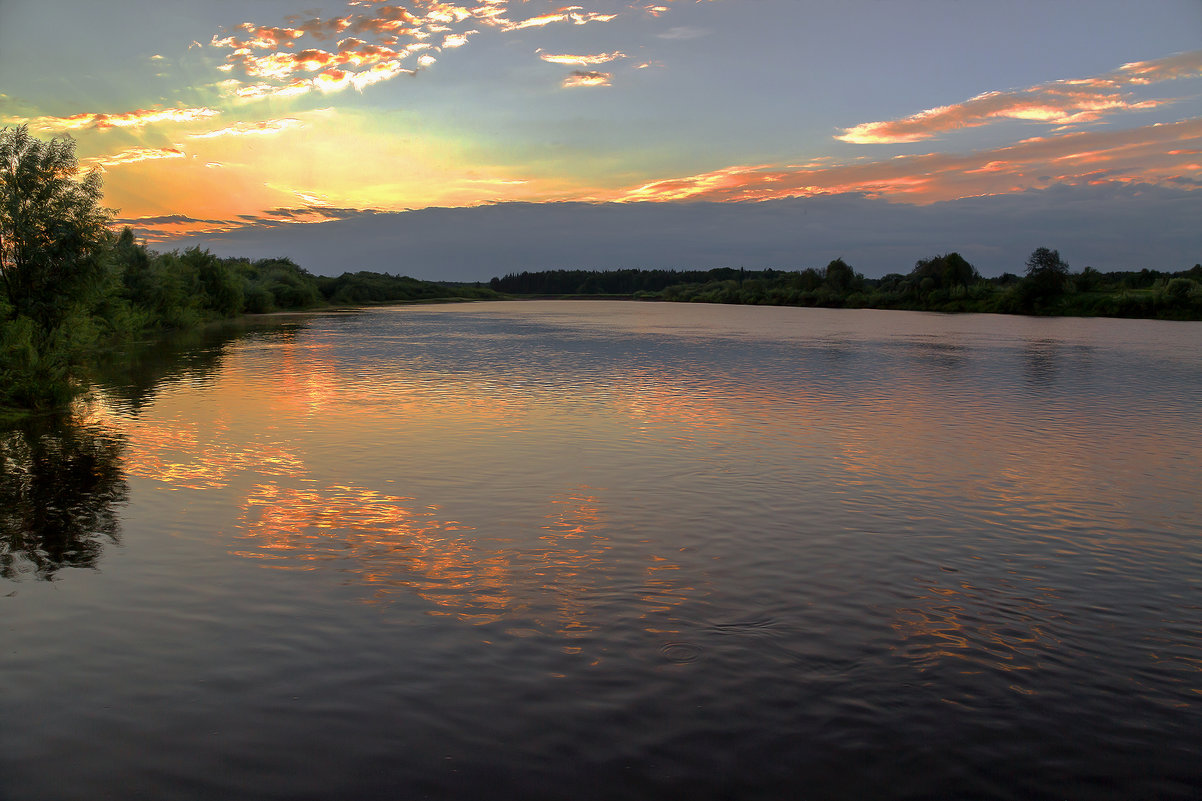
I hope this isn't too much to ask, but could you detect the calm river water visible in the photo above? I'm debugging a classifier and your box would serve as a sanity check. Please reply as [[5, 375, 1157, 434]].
[[3, 301, 1201, 800]]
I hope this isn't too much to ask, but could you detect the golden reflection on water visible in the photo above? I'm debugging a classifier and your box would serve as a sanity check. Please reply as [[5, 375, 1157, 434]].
[[891, 572, 1067, 688], [618, 373, 745, 433], [84, 405, 305, 490], [229, 481, 689, 635], [88, 307, 1200, 658], [93, 370, 693, 632], [235, 481, 516, 623]]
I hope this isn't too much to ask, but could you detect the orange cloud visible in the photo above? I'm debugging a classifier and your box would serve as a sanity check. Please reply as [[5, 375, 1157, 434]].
[[615, 118, 1202, 204], [1118, 50, 1202, 84], [29, 107, 219, 131], [539, 51, 625, 66], [209, 1, 639, 101], [235, 23, 307, 49], [441, 31, 475, 48], [501, 8, 618, 31], [82, 147, 186, 169], [239, 47, 339, 79], [838, 50, 1202, 144], [563, 70, 611, 88], [312, 62, 414, 93]]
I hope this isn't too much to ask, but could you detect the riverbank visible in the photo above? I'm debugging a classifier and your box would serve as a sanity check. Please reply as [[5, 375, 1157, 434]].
[[490, 260, 1202, 321]]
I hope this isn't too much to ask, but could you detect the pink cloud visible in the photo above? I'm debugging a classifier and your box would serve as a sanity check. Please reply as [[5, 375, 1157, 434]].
[[29, 107, 219, 131], [838, 50, 1202, 144], [616, 118, 1202, 204]]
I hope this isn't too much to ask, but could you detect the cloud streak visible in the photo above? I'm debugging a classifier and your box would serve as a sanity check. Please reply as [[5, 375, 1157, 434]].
[[82, 147, 186, 169], [619, 118, 1202, 203], [188, 119, 304, 138], [563, 70, 612, 88], [27, 107, 219, 131], [539, 51, 625, 66], [838, 50, 1202, 144], [116, 204, 380, 243]]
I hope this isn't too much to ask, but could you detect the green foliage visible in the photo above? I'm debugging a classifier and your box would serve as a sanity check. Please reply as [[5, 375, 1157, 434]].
[[1164, 277, 1195, 300], [911, 252, 978, 295], [0, 126, 112, 330], [187, 247, 244, 317], [0, 126, 114, 409], [250, 257, 322, 309], [0, 315, 74, 409]]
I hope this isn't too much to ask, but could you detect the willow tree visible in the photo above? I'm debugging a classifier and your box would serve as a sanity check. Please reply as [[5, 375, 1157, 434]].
[[0, 125, 111, 330]]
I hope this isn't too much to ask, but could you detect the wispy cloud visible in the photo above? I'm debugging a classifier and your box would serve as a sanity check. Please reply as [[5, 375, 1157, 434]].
[[838, 50, 1202, 144], [82, 147, 186, 169], [188, 119, 304, 139], [616, 118, 1202, 203], [27, 107, 219, 131], [538, 51, 625, 66], [563, 70, 612, 88], [115, 204, 381, 243], [656, 26, 707, 40], [497, 7, 618, 32]]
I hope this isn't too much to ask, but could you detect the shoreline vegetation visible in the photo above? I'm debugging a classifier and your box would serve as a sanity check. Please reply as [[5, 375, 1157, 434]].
[[2, 124, 1201, 416], [492, 257, 1202, 320]]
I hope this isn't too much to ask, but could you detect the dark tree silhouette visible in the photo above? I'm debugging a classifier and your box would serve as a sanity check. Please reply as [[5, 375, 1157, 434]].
[[0, 125, 111, 330], [1025, 247, 1070, 296], [823, 258, 859, 293]]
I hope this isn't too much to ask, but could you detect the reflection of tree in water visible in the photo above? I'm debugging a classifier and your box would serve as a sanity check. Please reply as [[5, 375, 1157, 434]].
[[0, 417, 127, 580], [1022, 339, 1060, 387], [89, 319, 306, 413]]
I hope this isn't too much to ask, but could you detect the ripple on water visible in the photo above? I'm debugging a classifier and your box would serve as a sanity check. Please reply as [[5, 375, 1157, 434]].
[[6, 302, 1202, 801], [660, 641, 705, 664]]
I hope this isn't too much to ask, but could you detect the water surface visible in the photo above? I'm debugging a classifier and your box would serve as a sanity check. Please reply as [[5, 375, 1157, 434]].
[[3, 301, 1200, 800]]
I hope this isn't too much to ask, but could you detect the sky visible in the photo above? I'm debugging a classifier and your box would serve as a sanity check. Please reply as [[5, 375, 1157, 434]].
[[1, 0, 1200, 279]]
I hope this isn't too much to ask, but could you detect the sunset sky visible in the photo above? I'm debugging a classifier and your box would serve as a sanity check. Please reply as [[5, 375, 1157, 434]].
[[2, 0, 1200, 278]]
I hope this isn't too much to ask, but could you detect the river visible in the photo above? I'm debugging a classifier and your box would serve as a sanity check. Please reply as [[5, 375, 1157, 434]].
[[3, 301, 1200, 800]]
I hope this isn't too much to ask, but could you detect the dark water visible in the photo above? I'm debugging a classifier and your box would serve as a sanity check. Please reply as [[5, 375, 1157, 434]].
[[3, 302, 1200, 800]]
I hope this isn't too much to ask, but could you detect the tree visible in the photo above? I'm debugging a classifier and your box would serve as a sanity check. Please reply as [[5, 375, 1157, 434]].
[[0, 125, 111, 331], [1024, 247, 1069, 295], [911, 252, 978, 294], [940, 252, 977, 290], [823, 258, 859, 294]]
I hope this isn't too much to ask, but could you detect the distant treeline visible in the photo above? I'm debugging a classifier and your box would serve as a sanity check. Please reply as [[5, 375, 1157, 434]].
[[491, 253, 1202, 320], [111, 229, 495, 331]]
